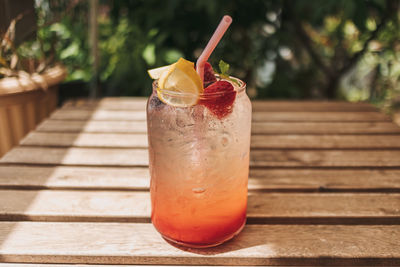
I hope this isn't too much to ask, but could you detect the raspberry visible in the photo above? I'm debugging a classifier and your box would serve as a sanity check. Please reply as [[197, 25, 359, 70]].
[[200, 81, 236, 119], [203, 62, 217, 87]]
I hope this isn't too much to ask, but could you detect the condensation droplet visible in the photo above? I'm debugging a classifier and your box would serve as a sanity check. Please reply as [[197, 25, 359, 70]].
[[192, 188, 206, 194], [221, 136, 229, 147]]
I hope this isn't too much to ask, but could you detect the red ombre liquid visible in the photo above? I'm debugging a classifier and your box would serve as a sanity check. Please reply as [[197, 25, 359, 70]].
[[152, 207, 246, 247], [150, 169, 248, 247]]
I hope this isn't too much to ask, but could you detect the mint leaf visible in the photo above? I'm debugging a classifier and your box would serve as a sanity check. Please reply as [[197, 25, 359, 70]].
[[217, 60, 240, 86], [219, 60, 230, 76]]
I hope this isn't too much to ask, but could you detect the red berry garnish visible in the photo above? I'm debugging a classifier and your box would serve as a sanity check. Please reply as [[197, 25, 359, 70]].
[[203, 62, 217, 86], [200, 80, 236, 119]]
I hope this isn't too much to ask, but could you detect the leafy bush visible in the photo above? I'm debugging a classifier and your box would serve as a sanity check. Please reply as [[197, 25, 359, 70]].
[[29, 0, 400, 106]]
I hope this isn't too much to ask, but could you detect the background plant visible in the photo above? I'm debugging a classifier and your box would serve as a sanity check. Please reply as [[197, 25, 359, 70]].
[[23, 0, 400, 109]]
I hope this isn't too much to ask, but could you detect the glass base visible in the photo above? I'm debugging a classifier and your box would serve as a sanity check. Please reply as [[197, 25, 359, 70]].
[[160, 220, 246, 248]]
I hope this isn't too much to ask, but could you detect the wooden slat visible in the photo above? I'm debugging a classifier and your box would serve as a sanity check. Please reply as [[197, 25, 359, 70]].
[[251, 135, 400, 149], [394, 112, 400, 127], [0, 166, 150, 190], [250, 150, 400, 167], [39, 119, 400, 135], [20, 132, 400, 149], [249, 168, 400, 191], [21, 132, 148, 148], [0, 190, 149, 222], [37, 93, 49, 123], [50, 109, 389, 122], [37, 120, 148, 133], [63, 98, 378, 112], [0, 222, 399, 265], [0, 89, 43, 107], [50, 109, 147, 121], [0, 108, 13, 157], [47, 87, 58, 112], [24, 101, 37, 132], [251, 112, 389, 122], [0, 147, 148, 166], [0, 190, 399, 223], [62, 98, 147, 110], [8, 105, 27, 145], [2, 147, 400, 167], [0, 166, 399, 192], [251, 101, 378, 112], [251, 121, 400, 134]]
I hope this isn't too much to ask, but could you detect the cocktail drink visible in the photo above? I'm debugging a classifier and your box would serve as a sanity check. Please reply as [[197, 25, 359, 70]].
[[146, 16, 251, 247], [147, 76, 251, 247]]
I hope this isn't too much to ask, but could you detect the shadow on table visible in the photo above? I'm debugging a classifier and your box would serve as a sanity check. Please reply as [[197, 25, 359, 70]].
[[163, 224, 276, 256]]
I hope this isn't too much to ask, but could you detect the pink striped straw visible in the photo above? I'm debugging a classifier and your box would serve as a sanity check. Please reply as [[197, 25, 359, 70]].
[[196, 15, 232, 82]]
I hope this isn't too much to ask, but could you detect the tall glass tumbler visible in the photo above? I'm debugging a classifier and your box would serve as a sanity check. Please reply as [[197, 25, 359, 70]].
[[146, 77, 252, 248]]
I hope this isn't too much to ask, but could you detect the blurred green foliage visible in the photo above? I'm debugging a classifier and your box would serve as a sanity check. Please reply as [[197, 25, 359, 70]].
[[32, 0, 399, 107], [34, 1, 92, 82]]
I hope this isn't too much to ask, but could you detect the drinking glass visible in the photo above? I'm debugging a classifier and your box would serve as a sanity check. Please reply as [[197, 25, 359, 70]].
[[146, 77, 251, 248]]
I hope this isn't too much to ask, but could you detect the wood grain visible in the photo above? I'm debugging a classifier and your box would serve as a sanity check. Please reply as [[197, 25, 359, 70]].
[[0, 166, 150, 190], [0, 147, 148, 166], [0, 190, 399, 223], [248, 168, 400, 192], [50, 109, 147, 121], [0, 88, 45, 107], [251, 101, 378, 112], [20, 132, 400, 149], [252, 122, 400, 134], [0, 222, 399, 265], [251, 134, 400, 149], [2, 147, 400, 167], [24, 101, 37, 132], [1, 99, 399, 266], [37, 120, 148, 133], [62, 98, 147, 110], [63, 98, 378, 112], [250, 150, 400, 167], [0, 190, 150, 222], [0, 109, 13, 157], [251, 111, 390, 122], [37, 119, 400, 134], [8, 105, 27, 145], [0, 166, 399, 192], [394, 112, 400, 127], [21, 132, 149, 148]]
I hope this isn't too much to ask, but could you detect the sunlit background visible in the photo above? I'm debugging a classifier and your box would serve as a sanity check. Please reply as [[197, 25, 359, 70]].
[[1, 0, 400, 110]]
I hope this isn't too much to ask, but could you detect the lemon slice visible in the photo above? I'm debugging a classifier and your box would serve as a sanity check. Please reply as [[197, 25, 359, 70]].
[[157, 58, 203, 107], [147, 64, 173, 79]]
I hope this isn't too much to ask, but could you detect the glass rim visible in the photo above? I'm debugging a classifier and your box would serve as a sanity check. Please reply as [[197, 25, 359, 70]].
[[152, 75, 246, 100]]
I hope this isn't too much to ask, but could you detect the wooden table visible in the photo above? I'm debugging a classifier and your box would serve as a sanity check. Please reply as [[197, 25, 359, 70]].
[[0, 98, 399, 266]]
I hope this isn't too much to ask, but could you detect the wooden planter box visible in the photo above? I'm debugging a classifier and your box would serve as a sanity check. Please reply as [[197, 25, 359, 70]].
[[0, 65, 66, 157]]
